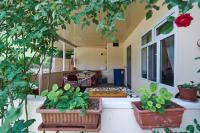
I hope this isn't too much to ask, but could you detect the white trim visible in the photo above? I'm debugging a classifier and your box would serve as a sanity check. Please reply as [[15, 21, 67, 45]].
[[62, 42, 66, 71], [73, 48, 76, 67], [140, 7, 179, 91]]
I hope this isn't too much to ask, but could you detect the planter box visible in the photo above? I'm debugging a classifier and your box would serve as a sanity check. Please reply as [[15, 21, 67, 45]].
[[132, 101, 185, 129], [37, 98, 102, 129], [178, 87, 198, 101]]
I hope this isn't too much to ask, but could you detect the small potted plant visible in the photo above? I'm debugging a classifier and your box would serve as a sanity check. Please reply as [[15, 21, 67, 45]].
[[132, 83, 185, 129], [177, 81, 199, 101], [37, 84, 102, 130]]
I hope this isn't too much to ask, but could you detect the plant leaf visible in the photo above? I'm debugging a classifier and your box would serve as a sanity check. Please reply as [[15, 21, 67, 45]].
[[186, 125, 195, 133], [150, 83, 157, 92], [146, 10, 153, 20]]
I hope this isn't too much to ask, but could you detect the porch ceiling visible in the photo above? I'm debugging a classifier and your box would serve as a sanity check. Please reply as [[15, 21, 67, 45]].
[[57, 2, 145, 49]]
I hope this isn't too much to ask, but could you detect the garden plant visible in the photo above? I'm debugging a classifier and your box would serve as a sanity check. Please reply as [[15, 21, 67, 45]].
[[0, 0, 199, 132], [41, 84, 89, 116], [138, 83, 173, 113]]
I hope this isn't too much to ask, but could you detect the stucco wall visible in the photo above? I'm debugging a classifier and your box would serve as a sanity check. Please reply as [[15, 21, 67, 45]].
[[176, 5, 200, 84], [123, 3, 200, 94], [103, 43, 124, 83], [75, 47, 107, 71], [74, 44, 124, 83]]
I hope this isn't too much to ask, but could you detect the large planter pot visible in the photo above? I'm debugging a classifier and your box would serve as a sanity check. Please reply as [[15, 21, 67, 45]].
[[178, 87, 198, 101], [37, 98, 102, 129], [131, 101, 185, 129]]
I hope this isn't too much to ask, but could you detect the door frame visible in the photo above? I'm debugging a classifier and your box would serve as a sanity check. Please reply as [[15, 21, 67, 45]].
[[126, 45, 132, 89]]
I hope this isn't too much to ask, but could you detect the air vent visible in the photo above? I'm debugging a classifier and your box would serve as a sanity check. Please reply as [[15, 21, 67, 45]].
[[113, 42, 119, 47]]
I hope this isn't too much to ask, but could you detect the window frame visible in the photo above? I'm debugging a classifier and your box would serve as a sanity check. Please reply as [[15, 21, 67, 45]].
[[148, 43, 157, 82], [141, 29, 153, 79], [140, 8, 178, 88]]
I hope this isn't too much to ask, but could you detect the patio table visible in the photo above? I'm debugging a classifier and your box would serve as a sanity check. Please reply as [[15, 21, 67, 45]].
[[63, 71, 97, 87]]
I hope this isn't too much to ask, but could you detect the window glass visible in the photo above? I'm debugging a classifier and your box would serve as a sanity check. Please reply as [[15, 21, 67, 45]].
[[148, 44, 157, 81], [141, 47, 147, 78], [142, 30, 152, 45], [156, 21, 173, 36], [160, 35, 174, 86]]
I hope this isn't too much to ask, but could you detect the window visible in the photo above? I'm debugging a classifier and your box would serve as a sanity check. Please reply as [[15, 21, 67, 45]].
[[141, 30, 152, 79], [142, 30, 152, 45], [160, 35, 174, 86], [156, 21, 174, 36], [140, 13, 175, 86], [141, 47, 147, 78], [148, 43, 157, 81]]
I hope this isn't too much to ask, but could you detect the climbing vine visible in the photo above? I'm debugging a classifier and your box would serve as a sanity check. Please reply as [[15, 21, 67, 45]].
[[0, 0, 199, 132]]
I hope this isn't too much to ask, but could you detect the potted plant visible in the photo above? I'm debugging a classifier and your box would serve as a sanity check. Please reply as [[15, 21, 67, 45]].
[[37, 84, 102, 129], [132, 83, 185, 129], [177, 81, 199, 101]]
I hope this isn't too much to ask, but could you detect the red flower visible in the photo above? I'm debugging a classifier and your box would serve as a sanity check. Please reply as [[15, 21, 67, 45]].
[[175, 13, 193, 27]]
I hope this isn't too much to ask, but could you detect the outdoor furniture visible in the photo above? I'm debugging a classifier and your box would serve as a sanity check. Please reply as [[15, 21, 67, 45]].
[[64, 74, 80, 87], [63, 71, 97, 87]]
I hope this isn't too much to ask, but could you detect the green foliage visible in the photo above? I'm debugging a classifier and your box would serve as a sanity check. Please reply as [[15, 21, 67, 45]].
[[6, 119, 35, 133], [0, 106, 33, 133], [178, 81, 200, 89], [141, 0, 199, 27], [195, 56, 200, 73], [42, 84, 89, 116], [0, 0, 134, 131], [54, 49, 74, 59], [138, 83, 173, 113], [160, 19, 174, 35], [0, 0, 199, 132], [161, 118, 200, 133]]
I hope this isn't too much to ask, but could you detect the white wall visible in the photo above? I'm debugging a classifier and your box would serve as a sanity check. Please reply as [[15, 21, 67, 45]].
[[103, 43, 124, 83], [176, 5, 200, 84], [75, 45, 124, 83], [123, 3, 200, 94], [52, 58, 72, 72], [75, 47, 107, 70]]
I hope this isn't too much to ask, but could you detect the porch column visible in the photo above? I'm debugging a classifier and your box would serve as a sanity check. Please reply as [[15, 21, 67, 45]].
[[62, 42, 66, 71], [39, 56, 44, 94]]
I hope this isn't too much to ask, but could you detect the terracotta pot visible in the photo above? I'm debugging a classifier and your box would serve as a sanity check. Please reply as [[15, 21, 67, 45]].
[[131, 101, 185, 129], [37, 98, 102, 129], [32, 88, 39, 95], [178, 87, 198, 101]]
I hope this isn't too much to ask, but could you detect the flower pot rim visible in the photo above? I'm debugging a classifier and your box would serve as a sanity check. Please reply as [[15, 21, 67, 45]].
[[178, 87, 198, 90], [37, 97, 102, 114], [131, 101, 185, 113]]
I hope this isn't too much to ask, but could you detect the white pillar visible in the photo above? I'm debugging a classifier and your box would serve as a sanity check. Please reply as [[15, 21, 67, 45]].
[[39, 56, 43, 74], [62, 42, 66, 71], [39, 56, 44, 94]]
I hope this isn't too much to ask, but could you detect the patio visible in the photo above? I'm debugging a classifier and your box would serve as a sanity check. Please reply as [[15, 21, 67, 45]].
[[21, 95, 200, 133], [0, 1, 200, 133]]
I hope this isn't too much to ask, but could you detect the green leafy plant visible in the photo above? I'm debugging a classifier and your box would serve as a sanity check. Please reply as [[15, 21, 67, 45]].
[[178, 81, 200, 89], [54, 49, 74, 59], [0, 0, 199, 132], [41, 84, 89, 116], [0, 1, 133, 131], [154, 118, 200, 133], [138, 83, 173, 113]]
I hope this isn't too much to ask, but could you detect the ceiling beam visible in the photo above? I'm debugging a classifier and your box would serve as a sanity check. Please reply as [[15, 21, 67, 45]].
[[58, 35, 78, 48]]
